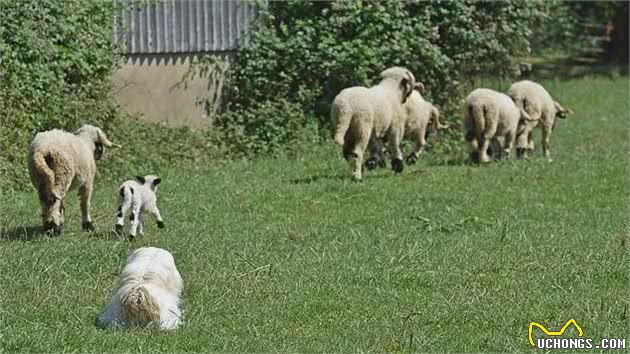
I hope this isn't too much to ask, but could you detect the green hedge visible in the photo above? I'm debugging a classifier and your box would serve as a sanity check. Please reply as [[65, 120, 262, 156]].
[[216, 0, 552, 156]]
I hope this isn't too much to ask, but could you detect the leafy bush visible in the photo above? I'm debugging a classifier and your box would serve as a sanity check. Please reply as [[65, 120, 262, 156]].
[[0, 0, 219, 192], [217, 0, 552, 156]]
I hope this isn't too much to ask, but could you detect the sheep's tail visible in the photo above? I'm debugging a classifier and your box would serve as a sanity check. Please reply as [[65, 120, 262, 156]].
[[121, 285, 161, 323], [430, 106, 447, 130], [30, 150, 58, 201], [331, 99, 352, 146]]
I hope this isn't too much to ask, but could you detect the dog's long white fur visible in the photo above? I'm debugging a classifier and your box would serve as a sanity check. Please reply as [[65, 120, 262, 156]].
[[96, 247, 183, 330]]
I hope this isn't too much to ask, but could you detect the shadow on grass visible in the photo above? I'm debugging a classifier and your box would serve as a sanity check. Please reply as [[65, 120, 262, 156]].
[[85, 229, 127, 241], [288, 172, 393, 185], [0, 225, 50, 241]]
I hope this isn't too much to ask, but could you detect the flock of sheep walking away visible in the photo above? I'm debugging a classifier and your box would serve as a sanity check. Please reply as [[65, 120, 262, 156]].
[[23, 66, 572, 329]]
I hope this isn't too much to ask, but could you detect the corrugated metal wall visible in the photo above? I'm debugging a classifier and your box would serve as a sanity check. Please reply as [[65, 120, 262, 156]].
[[113, 0, 259, 54]]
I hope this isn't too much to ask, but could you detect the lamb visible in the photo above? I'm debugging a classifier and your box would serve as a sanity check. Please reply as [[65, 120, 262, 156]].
[[365, 83, 446, 168], [96, 247, 183, 330], [463, 88, 531, 163], [28, 124, 115, 234], [331, 66, 416, 180], [507, 80, 573, 159], [115, 175, 165, 239]]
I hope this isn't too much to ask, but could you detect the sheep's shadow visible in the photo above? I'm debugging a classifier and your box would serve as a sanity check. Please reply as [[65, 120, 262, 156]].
[[289, 172, 393, 185], [86, 229, 128, 241], [0, 225, 50, 241]]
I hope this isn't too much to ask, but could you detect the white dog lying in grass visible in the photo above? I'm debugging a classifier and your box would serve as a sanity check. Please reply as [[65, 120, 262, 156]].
[[96, 247, 183, 330]]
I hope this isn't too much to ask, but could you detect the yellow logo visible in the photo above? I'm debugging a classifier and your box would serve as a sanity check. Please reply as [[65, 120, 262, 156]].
[[528, 319, 584, 346]]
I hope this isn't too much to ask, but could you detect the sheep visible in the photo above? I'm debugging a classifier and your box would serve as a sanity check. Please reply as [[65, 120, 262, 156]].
[[28, 124, 114, 234], [463, 88, 531, 163], [115, 175, 165, 239], [507, 80, 573, 159], [331, 66, 416, 180], [365, 82, 446, 169]]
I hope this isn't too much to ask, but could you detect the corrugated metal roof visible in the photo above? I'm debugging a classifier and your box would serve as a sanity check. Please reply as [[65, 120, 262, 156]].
[[113, 0, 259, 54]]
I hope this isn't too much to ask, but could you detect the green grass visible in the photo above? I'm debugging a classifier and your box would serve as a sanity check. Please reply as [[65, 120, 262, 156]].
[[1, 75, 628, 352]]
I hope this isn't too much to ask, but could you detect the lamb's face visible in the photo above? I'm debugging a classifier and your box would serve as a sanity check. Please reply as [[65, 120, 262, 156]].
[[76, 124, 113, 160]]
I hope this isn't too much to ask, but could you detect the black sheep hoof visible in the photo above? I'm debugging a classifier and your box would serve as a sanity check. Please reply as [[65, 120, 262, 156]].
[[516, 148, 527, 159], [391, 158, 404, 174], [365, 158, 379, 171], [128, 235, 135, 241], [157, 221, 165, 229], [470, 151, 480, 164], [115, 224, 124, 234], [406, 154, 418, 165], [82, 221, 95, 232], [45, 222, 63, 236]]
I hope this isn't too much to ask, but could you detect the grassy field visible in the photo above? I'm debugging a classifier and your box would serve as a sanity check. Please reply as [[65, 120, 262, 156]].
[[1, 75, 628, 352]]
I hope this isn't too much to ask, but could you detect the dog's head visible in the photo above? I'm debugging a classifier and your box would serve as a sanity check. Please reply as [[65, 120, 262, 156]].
[[121, 286, 161, 324]]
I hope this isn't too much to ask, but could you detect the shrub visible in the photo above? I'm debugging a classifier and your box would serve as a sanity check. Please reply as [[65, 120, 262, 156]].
[[0, 0, 219, 192], [215, 0, 552, 156]]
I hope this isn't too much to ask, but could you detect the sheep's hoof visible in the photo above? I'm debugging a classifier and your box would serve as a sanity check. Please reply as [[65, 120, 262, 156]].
[[365, 158, 379, 171], [115, 224, 124, 234], [391, 158, 404, 174], [157, 221, 165, 229], [128, 235, 135, 241], [469, 151, 480, 164], [82, 221, 95, 232], [406, 154, 418, 165], [516, 148, 527, 159]]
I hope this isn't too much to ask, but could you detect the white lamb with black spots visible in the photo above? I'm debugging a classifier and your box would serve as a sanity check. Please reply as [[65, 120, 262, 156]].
[[115, 175, 164, 239]]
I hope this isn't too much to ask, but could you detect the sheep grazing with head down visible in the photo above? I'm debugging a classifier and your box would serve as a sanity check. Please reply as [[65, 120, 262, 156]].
[[463, 88, 532, 163], [507, 80, 573, 160], [331, 66, 416, 180], [115, 175, 165, 239], [28, 124, 115, 234]]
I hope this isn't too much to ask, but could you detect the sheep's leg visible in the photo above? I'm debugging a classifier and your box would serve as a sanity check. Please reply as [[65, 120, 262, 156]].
[[351, 129, 371, 180], [387, 128, 405, 173], [138, 215, 144, 236], [148, 204, 165, 229], [408, 127, 426, 165], [79, 184, 95, 231], [502, 130, 515, 159], [516, 119, 538, 159], [115, 198, 131, 234], [365, 136, 385, 170], [479, 118, 498, 163], [541, 123, 552, 160], [128, 205, 142, 239]]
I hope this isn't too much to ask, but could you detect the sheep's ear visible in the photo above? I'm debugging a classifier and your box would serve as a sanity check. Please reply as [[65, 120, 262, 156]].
[[153, 178, 161, 186], [414, 82, 425, 94], [136, 176, 146, 184]]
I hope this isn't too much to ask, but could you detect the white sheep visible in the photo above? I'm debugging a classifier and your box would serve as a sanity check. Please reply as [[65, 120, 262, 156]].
[[402, 83, 446, 163], [365, 83, 446, 168], [28, 124, 114, 234], [115, 175, 164, 239], [507, 80, 573, 159], [463, 88, 531, 163], [331, 66, 416, 180]]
